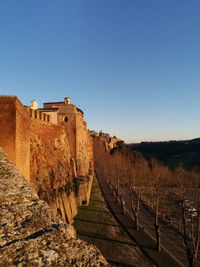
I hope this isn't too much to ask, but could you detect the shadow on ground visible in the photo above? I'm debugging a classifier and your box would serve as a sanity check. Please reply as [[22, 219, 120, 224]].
[[74, 177, 153, 267]]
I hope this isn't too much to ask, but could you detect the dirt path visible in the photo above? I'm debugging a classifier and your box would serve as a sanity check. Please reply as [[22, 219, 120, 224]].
[[74, 177, 153, 267]]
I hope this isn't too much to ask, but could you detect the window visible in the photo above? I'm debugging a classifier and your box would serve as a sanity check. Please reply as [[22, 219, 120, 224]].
[[63, 116, 68, 123]]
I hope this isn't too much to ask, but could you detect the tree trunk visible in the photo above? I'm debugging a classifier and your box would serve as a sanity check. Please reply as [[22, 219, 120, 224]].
[[120, 195, 126, 215], [155, 198, 161, 251], [131, 200, 139, 230], [154, 223, 161, 251], [130, 188, 141, 230], [188, 254, 195, 267], [135, 210, 139, 230], [135, 192, 140, 230]]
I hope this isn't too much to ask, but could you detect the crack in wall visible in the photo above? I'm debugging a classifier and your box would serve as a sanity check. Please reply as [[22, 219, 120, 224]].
[[0, 223, 61, 251]]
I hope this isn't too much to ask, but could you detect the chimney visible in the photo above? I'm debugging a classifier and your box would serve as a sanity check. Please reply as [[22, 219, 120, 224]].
[[30, 99, 38, 110], [64, 97, 71, 105]]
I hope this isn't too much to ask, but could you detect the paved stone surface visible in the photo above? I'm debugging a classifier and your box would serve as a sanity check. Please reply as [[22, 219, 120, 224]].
[[74, 176, 154, 267]]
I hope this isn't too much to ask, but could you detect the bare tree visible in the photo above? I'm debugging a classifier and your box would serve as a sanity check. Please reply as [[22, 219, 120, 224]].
[[180, 192, 200, 267], [150, 158, 162, 251], [129, 186, 141, 230], [154, 186, 161, 251], [125, 161, 143, 230]]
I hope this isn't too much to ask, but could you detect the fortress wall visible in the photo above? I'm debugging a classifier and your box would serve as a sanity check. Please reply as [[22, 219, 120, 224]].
[[77, 130, 94, 206], [0, 96, 30, 180], [0, 96, 16, 164], [75, 113, 95, 205], [15, 98, 30, 180], [55, 104, 77, 160], [76, 112, 88, 176], [30, 118, 78, 223], [87, 131, 95, 176], [63, 114, 77, 159], [0, 96, 95, 223], [75, 114, 94, 177], [30, 117, 66, 145]]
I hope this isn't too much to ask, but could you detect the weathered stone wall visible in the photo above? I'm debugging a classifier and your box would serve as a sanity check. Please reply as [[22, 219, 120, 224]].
[[0, 96, 95, 224], [0, 96, 16, 164], [30, 118, 78, 224], [43, 101, 94, 178], [0, 147, 108, 266], [0, 96, 30, 180], [74, 114, 95, 205], [76, 113, 88, 176], [87, 130, 95, 176], [77, 175, 94, 206], [15, 98, 30, 180], [63, 113, 77, 160]]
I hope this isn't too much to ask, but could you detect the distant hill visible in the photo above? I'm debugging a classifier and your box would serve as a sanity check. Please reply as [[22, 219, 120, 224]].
[[130, 138, 200, 171]]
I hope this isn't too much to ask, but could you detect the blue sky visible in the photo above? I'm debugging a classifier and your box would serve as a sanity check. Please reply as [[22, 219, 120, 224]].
[[0, 0, 200, 143]]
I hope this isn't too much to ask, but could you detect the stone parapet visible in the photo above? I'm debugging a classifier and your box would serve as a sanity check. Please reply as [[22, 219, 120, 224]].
[[0, 147, 108, 266]]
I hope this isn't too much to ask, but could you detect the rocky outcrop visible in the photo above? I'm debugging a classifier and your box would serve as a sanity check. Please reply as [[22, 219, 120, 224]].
[[0, 148, 108, 266]]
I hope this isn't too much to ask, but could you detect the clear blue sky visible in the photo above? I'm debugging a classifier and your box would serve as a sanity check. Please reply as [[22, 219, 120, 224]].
[[0, 0, 200, 143]]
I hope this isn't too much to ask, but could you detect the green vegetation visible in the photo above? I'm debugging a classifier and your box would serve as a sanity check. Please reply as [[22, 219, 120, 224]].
[[131, 138, 200, 171]]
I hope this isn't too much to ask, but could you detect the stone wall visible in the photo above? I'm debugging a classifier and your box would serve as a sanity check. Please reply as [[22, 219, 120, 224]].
[[0, 96, 95, 224], [0, 96, 30, 180], [76, 113, 88, 176], [0, 147, 108, 266], [30, 118, 78, 224], [43, 100, 94, 178], [63, 113, 77, 160], [15, 98, 30, 180], [0, 96, 16, 164], [87, 130, 95, 176]]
